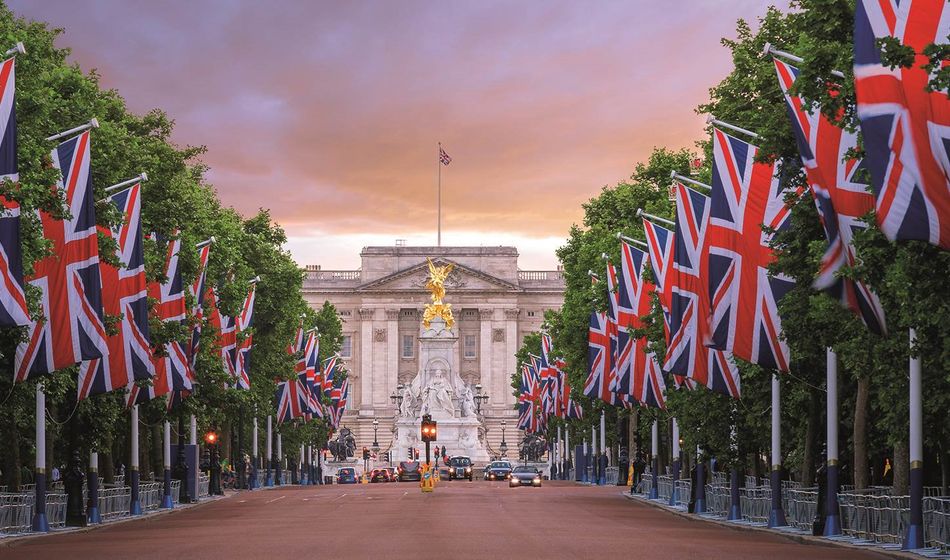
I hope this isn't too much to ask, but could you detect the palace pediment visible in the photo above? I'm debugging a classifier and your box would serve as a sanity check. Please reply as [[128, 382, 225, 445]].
[[356, 258, 520, 293]]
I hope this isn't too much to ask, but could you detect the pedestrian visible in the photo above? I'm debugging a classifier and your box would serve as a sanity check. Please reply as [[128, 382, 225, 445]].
[[51, 465, 61, 482]]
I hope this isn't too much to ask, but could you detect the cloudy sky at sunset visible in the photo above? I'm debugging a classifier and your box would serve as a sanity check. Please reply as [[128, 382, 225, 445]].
[[9, 0, 787, 270]]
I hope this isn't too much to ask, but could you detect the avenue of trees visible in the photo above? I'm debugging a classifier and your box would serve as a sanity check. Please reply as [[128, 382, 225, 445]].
[[516, 0, 950, 492], [0, 4, 343, 489]]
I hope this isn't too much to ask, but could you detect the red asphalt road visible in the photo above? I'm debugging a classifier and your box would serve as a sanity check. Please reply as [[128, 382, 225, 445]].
[[1, 481, 892, 560]]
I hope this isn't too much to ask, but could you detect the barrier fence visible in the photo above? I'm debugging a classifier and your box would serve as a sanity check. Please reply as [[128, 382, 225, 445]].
[[1, 475, 208, 536], [634, 473, 949, 554]]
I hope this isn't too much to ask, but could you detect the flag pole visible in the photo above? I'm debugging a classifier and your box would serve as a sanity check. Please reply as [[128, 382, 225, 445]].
[[437, 142, 442, 247]]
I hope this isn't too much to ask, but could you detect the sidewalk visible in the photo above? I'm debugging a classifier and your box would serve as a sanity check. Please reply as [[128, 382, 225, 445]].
[[621, 491, 949, 560]]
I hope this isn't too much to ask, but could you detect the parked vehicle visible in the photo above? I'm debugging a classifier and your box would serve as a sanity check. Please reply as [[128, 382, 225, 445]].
[[337, 467, 359, 484], [397, 461, 422, 482], [448, 456, 473, 481], [485, 460, 513, 481], [509, 465, 542, 487], [384, 467, 398, 481]]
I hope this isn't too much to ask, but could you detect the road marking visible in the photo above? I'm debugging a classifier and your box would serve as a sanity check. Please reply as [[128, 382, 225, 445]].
[[332, 493, 347, 501], [266, 495, 286, 504], [239, 500, 247, 503]]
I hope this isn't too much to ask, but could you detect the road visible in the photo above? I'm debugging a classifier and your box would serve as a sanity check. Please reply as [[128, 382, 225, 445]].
[[1, 480, 893, 560]]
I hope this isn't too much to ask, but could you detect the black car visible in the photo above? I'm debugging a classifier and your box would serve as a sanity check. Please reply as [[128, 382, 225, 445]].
[[397, 461, 421, 482], [484, 460, 513, 481], [447, 456, 473, 481], [509, 465, 542, 487]]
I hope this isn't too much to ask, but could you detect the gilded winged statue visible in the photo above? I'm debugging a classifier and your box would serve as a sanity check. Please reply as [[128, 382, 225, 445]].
[[422, 257, 455, 329]]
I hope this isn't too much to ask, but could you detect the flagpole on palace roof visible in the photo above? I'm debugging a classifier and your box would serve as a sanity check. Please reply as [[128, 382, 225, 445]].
[[437, 142, 442, 247]]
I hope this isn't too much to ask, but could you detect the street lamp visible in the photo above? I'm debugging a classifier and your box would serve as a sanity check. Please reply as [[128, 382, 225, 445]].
[[499, 420, 508, 458], [204, 431, 223, 496], [390, 384, 404, 409], [474, 384, 489, 415]]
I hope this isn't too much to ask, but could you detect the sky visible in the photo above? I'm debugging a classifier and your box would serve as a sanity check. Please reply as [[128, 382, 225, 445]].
[[8, 0, 787, 270]]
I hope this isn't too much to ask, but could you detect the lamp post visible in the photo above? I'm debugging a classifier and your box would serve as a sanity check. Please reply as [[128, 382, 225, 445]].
[[174, 413, 192, 504], [390, 384, 404, 409], [204, 431, 223, 496], [500, 420, 508, 459], [474, 384, 489, 415], [372, 419, 380, 469]]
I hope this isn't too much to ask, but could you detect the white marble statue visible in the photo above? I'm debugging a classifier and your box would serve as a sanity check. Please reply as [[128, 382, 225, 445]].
[[424, 368, 455, 416], [460, 384, 476, 417], [399, 385, 416, 417]]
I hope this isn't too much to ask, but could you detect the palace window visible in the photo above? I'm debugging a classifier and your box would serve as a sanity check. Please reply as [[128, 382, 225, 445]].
[[402, 334, 414, 358], [526, 310, 536, 317], [463, 334, 477, 359], [340, 335, 352, 358]]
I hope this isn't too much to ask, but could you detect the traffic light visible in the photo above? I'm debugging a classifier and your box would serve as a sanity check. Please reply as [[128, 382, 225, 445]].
[[420, 414, 437, 442], [362, 447, 370, 460]]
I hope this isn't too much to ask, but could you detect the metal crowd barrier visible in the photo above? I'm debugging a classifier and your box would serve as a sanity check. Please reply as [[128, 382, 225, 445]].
[[656, 475, 673, 502], [924, 497, 950, 553], [638, 473, 653, 496], [740, 486, 771, 524], [705, 482, 730, 517], [0, 493, 33, 534], [674, 480, 691, 508], [139, 482, 163, 511], [98, 486, 133, 520], [783, 487, 818, 531], [605, 467, 619, 485], [839, 493, 908, 544], [197, 474, 210, 497]]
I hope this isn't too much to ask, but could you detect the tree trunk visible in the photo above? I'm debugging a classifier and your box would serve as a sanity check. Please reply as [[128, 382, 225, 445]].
[[853, 376, 870, 489], [801, 388, 819, 485], [941, 449, 948, 497], [893, 439, 909, 495], [3, 425, 21, 490], [101, 433, 115, 484], [151, 423, 163, 480]]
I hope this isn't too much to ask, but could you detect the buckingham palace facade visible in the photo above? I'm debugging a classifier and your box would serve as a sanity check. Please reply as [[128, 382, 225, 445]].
[[302, 245, 565, 457]]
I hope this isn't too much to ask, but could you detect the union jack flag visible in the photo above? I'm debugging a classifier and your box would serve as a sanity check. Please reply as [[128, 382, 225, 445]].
[[15, 131, 107, 381], [78, 183, 154, 399], [129, 234, 193, 407], [322, 355, 339, 397], [556, 366, 584, 419], [774, 58, 887, 334], [642, 218, 694, 390], [619, 241, 666, 409], [0, 56, 28, 327], [232, 283, 257, 390], [301, 331, 323, 418], [439, 145, 452, 165], [707, 129, 795, 372], [584, 276, 629, 406], [276, 376, 310, 424], [188, 241, 211, 367], [666, 183, 740, 397], [854, 0, 950, 249], [328, 378, 348, 429], [205, 286, 237, 382], [610, 256, 636, 396], [517, 363, 539, 432]]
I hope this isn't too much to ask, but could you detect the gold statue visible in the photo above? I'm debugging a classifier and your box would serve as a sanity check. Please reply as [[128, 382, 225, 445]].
[[422, 257, 455, 329]]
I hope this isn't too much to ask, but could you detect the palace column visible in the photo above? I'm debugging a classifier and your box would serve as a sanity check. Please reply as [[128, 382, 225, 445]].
[[503, 309, 520, 409], [384, 309, 400, 411], [359, 308, 375, 412], [478, 308, 493, 402]]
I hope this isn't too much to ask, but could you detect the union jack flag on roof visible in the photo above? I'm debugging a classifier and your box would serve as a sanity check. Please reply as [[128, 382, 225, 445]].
[[15, 130, 107, 381], [707, 128, 794, 372], [78, 183, 154, 399], [854, 0, 950, 250], [666, 183, 740, 397], [774, 58, 886, 334], [0, 56, 29, 328]]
